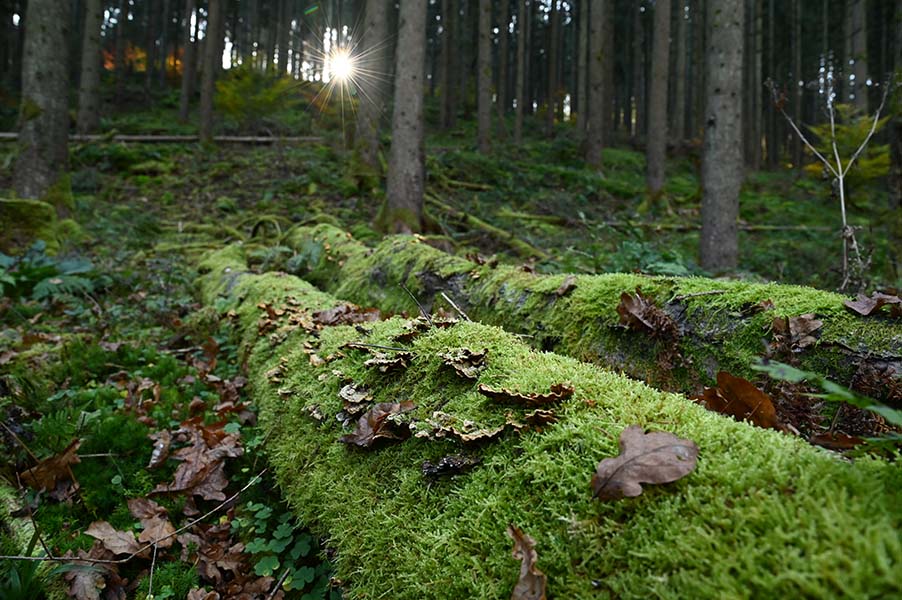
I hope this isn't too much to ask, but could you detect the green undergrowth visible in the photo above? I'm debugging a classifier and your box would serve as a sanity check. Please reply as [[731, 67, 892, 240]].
[[197, 246, 902, 599], [272, 225, 902, 394]]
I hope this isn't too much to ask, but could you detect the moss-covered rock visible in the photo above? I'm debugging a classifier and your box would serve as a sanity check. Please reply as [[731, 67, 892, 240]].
[[278, 224, 902, 398], [196, 245, 902, 600]]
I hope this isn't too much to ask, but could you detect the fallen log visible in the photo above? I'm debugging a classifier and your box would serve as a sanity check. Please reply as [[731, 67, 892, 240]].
[[279, 224, 902, 405], [0, 132, 322, 144], [196, 244, 902, 599]]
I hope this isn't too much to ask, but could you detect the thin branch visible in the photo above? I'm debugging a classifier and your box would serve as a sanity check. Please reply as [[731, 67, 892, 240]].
[[768, 81, 838, 177], [440, 292, 471, 321], [400, 283, 434, 328], [842, 83, 892, 177]]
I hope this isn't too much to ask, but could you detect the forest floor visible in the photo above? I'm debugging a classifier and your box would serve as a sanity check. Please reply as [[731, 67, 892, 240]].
[[0, 107, 899, 598]]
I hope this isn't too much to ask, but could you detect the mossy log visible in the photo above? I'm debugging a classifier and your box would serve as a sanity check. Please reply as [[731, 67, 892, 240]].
[[277, 224, 902, 399], [196, 245, 901, 599]]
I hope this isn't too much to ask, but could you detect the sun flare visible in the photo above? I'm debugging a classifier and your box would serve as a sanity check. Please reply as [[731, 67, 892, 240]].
[[330, 49, 355, 82]]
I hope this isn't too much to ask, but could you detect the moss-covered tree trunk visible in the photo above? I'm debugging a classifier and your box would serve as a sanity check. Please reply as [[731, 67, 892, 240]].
[[13, 0, 71, 201], [195, 244, 902, 600]]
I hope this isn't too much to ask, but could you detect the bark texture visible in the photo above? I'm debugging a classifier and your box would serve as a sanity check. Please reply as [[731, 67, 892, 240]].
[[199, 0, 223, 143], [586, 0, 605, 169], [672, 0, 686, 144], [384, 0, 427, 233], [76, 0, 104, 135], [700, 0, 744, 271], [575, 0, 589, 137], [476, 0, 492, 153], [354, 0, 391, 168], [646, 0, 671, 193], [545, 0, 559, 138], [845, 0, 869, 110], [513, 0, 526, 144], [14, 0, 71, 200], [178, 0, 197, 122]]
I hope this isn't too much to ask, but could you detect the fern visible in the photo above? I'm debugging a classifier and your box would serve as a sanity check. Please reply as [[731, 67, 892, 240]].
[[31, 275, 95, 302]]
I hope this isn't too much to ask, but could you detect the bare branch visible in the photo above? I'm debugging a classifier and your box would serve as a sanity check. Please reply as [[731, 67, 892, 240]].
[[842, 82, 892, 177], [767, 81, 838, 177]]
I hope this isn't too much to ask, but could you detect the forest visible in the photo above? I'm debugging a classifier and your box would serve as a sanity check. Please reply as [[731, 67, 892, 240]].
[[0, 0, 901, 598]]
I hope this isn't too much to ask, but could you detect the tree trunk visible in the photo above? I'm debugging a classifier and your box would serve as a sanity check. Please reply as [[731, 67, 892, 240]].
[[646, 0, 671, 193], [514, 0, 526, 144], [575, 0, 589, 137], [199, 0, 223, 143], [440, 0, 458, 129], [159, 0, 171, 86], [354, 0, 391, 168], [179, 0, 197, 122], [115, 0, 128, 105], [545, 0, 559, 138], [791, 0, 802, 168], [748, 0, 762, 169], [476, 0, 491, 152], [14, 0, 70, 201], [846, 0, 868, 110], [144, 0, 158, 94], [765, 0, 777, 168], [889, 7, 901, 280], [384, 0, 427, 233], [497, 0, 510, 116], [76, 0, 103, 134], [700, 0, 744, 272], [672, 0, 686, 144], [689, 0, 706, 138], [632, 2, 646, 143], [586, 0, 606, 170], [277, 0, 290, 73]]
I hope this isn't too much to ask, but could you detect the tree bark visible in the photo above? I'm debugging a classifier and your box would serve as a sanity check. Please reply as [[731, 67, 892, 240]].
[[765, 0, 777, 168], [199, 0, 223, 144], [115, 0, 129, 105], [277, 0, 290, 73], [586, 0, 606, 170], [545, 0, 559, 138], [179, 0, 197, 122], [514, 0, 526, 144], [791, 0, 802, 167], [846, 0, 869, 110], [144, 0, 158, 93], [497, 0, 510, 116], [575, 0, 589, 137], [14, 0, 70, 200], [354, 0, 391, 168], [384, 0, 427, 233], [159, 0, 171, 86], [632, 2, 647, 143], [76, 0, 103, 134], [646, 0, 671, 193], [441, 0, 458, 129], [700, 0, 744, 272], [476, 0, 491, 153], [672, 0, 686, 144]]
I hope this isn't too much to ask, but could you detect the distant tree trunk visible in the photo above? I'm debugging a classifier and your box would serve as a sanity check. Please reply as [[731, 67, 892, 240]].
[[514, 0, 526, 143], [277, 0, 289, 74], [354, 0, 391, 168], [440, 0, 457, 129], [689, 0, 706, 138], [672, 0, 686, 144], [700, 0, 744, 271], [115, 0, 128, 104], [384, 0, 427, 233], [545, 0, 559, 138], [179, 0, 197, 122], [632, 3, 646, 142], [498, 0, 510, 115], [646, 0, 671, 193], [477, 0, 491, 152], [159, 0, 171, 86], [586, 0, 606, 169], [14, 0, 70, 200], [458, 0, 474, 120], [76, 0, 103, 134], [575, 0, 589, 137], [846, 0, 868, 110], [144, 0, 158, 93], [745, 0, 762, 169], [199, 0, 222, 143], [791, 0, 802, 167], [765, 0, 777, 168], [888, 6, 901, 280]]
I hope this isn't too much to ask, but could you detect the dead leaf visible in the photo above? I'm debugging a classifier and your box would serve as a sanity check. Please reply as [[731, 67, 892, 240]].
[[478, 383, 574, 407], [808, 432, 865, 450], [312, 303, 381, 326], [554, 275, 578, 297], [84, 521, 143, 556], [148, 430, 171, 469], [128, 498, 176, 549], [695, 372, 780, 430], [438, 348, 488, 379], [772, 314, 823, 351], [591, 425, 699, 500], [187, 590, 220, 600], [151, 421, 243, 501], [340, 402, 416, 448], [364, 351, 413, 373], [616, 288, 679, 340], [506, 524, 546, 600], [19, 439, 81, 496], [63, 559, 107, 600], [521, 409, 558, 428], [844, 291, 902, 317]]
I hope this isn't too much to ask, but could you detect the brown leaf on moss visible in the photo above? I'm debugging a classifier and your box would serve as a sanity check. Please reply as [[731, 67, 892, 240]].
[[506, 524, 547, 600], [554, 275, 578, 297], [844, 291, 902, 317], [695, 372, 780, 430], [187, 590, 221, 600], [63, 550, 111, 600], [340, 402, 416, 448], [18, 438, 81, 496], [364, 352, 413, 373], [478, 382, 574, 407], [808, 432, 865, 450], [339, 383, 372, 406], [312, 303, 381, 326], [128, 498, 176, 549], [772, 313, 823, 351], [151, 421, 243, 501], [84, 521, 143, 556], [616, 288, 679, 340], [438, 348, 488, 379], [591, 425, 699, 500]]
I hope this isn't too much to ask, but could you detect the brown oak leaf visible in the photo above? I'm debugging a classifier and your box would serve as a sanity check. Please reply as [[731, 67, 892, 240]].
[[844, 291, 902, 317], [616, 288, 679, 340], [772, 313, 823, 351], [340, 402, 416, 448], [84, 521, 143, 556], [695, 371, 780, 430], [128, 498, 176, 549], [507, 524, 547, 600], [312, 303, 381, 326], [591, 425, 699, 500], [18, 439, 81, 498]]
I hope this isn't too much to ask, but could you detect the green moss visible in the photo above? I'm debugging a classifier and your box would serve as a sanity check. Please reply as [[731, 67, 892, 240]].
[[197, 250, 902, 600], [0, 199, 58, 253]]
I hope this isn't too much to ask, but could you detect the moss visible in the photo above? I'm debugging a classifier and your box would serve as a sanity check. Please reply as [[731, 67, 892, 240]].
[[0, 198, 58, 253], [275, 227, 902, 393], [196, 248, 902, 600], [42, 174, 75, 216]]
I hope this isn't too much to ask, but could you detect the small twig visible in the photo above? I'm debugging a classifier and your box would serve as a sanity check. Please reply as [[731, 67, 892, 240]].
[[346, 342, 410, 353], [148, 543, 158, 598], [78, 453, 121, 458], [440, 292, 471, 321], [267, 568, 293, 600], [672, 290, 727, 302], [400, 283, 434, 328]]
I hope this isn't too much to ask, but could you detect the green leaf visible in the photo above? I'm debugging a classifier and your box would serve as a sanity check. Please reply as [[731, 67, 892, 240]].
[[290, 535, 312, 560], [245, 537, 269, 554], [285, 566, 316, 591], [273, 522, 294, 540], [253, 555, 280, 577]]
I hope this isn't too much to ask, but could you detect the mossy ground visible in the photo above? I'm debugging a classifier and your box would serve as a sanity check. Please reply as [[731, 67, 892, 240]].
[[199, 247, 902, 600]]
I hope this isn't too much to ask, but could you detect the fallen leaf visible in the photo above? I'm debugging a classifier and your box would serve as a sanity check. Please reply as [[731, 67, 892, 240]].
[[695, 372, 780, 430], [808, 432, 865, 450], [554, 275, 578, 297], [844, 290, 902, 317], [340, 402, 416, 448], [591, 425, 699, 500], [506, 524, 546, 600], [151, 421, 243, 501], [187, 590, 220, 600], [364, 352, 413, 373], [63, 560, 107, 600], [19, 439, 81, 496], [478, 382, 574, 407], [312, 303, 381, 326], [84, 521, 143, 556], [772, 313, 823, 351], [147, 430, 171, 469], [128, 498, 176, 549], [521, 409, 558, 428], [438, 348, 488, 379], [616, 288, 679, 340]]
